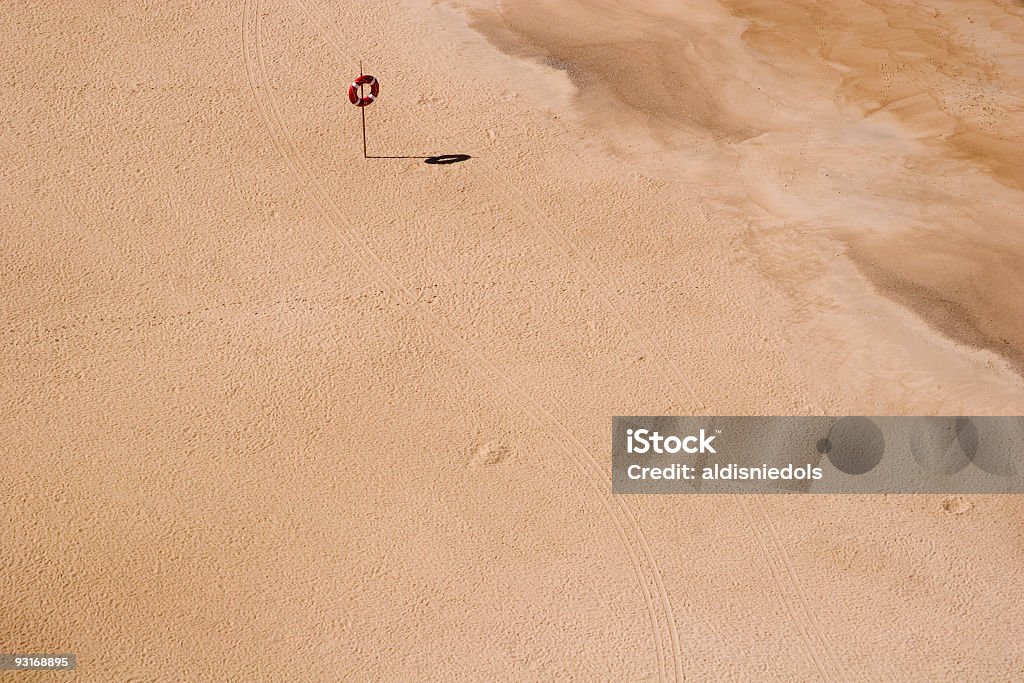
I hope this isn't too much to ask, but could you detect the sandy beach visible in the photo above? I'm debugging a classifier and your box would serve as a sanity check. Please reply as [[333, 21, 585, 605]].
[[2, 0, 1023, 680]]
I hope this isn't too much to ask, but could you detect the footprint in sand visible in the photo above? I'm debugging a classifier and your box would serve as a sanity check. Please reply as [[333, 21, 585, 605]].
[[941, 496, 974, 515], [471, 441, 512, 466]]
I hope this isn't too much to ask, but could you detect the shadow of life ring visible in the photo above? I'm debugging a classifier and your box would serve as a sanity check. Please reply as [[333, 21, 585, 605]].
[[425, 154, 471, 165], [348, 75, 379, 107]]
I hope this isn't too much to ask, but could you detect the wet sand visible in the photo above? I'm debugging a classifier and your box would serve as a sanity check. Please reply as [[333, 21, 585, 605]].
[[469, 0, 1024, 375], [2, 0, 1023, 680]]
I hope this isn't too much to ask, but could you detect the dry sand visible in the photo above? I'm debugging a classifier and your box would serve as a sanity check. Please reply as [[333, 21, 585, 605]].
[[2, 0, 1023, 680]]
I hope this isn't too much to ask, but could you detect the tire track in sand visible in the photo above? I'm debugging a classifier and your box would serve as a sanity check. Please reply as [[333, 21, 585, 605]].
[[738, 496, 841, 681], [750, 494, 844, 681], [242, 2, 677, 679], [294, 2, 848, 679]]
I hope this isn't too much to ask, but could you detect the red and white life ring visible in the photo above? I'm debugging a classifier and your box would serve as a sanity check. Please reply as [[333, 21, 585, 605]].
[[348, 75, 379, 107]]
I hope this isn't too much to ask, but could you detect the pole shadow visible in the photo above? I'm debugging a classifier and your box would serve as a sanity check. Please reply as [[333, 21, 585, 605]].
[[365, 154, 472, 165]]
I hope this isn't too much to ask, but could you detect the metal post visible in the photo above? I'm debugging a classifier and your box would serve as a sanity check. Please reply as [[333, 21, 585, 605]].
[[359, 61, 367, 158]]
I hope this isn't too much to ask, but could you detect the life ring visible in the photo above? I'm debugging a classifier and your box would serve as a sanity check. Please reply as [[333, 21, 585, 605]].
[[348, 75, 379, 107]]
